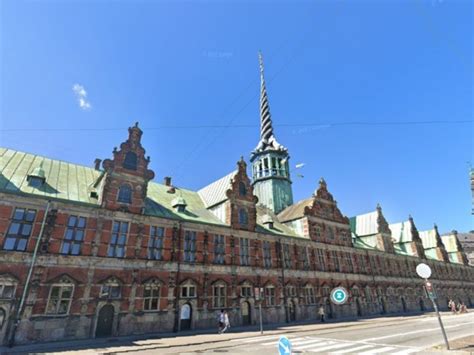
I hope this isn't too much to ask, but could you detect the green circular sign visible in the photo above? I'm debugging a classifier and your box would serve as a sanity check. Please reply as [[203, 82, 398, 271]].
[[330, 287, 348, 305]]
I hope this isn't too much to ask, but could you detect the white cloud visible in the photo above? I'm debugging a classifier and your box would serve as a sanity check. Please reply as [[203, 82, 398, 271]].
[[72, 84, 92, 110]]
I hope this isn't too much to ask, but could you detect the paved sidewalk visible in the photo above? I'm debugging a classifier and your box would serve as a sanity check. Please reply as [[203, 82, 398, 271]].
[[0, 311, 456, 354]]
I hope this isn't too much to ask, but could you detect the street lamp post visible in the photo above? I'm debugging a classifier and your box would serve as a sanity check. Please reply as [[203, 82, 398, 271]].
[[416, 263, 450, 350]]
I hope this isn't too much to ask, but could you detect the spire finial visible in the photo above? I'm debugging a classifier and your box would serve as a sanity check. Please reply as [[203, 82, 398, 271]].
[[258, 51, 274, 143]]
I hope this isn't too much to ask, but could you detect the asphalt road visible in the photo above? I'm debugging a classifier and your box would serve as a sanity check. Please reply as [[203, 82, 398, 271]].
[[156, 312, 473, 354]]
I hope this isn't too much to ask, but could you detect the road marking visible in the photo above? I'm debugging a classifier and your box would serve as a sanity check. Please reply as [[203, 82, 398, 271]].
[[297, 341, 355, 352], [295, 340, 333, 350], [361, 321, 473, 342], [391, 349, 420, 355], [234, 335, 278, 343], [359, 346, 395, 354], [291, 338, 325, 346], [332, 344, 375, 353], [262, 337, 305, 346]]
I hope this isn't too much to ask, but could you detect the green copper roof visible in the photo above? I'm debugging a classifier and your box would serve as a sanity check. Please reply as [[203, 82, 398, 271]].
[[0, 147, 102, 205]]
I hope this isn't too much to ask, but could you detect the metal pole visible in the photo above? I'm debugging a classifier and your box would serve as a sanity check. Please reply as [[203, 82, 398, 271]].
[[8, 201, 51, 347], [426, 280, 450, 350], [259, 301, 263, 334]]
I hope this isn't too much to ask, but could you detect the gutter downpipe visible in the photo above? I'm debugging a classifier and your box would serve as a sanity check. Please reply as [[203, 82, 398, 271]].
[[8, 200, 51, 347], [173, 222, 182, 333]]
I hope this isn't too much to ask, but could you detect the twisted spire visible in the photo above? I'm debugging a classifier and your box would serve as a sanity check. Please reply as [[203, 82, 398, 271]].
[[259, 52, 274, 143]]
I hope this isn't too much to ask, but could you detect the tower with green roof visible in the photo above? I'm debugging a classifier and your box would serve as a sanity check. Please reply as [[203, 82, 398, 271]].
[[250, 53, 293, 214]]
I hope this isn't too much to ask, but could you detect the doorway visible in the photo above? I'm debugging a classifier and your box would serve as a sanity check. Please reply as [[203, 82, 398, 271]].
[[241, 301, 251, 325], [96, 305, 114, 338], [380, 297, 387, 314], [180, 303, 192, 330], [356, 298, 362, 317], [401, 297, 407, 313], [288, 300, 296, 322]]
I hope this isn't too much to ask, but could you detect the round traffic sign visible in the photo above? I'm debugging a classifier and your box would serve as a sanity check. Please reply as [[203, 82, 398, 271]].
[[416, 263, 432, 279], [330, 287, 348, 305]]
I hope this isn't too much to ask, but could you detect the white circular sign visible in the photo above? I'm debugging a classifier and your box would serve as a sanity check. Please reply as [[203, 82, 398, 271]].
[[330, 287, 348, 305], [416, 263, 432, 279]]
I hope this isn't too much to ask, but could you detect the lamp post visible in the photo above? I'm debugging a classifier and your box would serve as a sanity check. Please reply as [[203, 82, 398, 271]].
[[416, 263, 450, 350]]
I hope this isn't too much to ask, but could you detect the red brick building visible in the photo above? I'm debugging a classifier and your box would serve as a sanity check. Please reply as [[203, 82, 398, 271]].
[[0, 57, 473, 346]]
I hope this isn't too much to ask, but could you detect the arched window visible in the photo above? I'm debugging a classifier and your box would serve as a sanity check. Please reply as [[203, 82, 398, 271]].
[[118, 185, 132, 204], [239, 182, 247, 196], [238, 208, 248, 226], [0, 308, 5, 329], [123, 152, 137, 170]]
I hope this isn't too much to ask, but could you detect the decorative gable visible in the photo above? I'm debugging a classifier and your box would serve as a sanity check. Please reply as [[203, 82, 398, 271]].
[[101, 123, 155, 214], [304, 178, 352, 246], [226, 157, 258, 231], [304, 178, 349, 224]]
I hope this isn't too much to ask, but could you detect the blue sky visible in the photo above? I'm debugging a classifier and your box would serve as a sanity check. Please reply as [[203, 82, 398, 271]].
[[1, 0, 472, 233]]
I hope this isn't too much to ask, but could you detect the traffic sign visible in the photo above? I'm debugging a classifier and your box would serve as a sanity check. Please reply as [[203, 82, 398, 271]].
[[330, 287, 348, 305], [278, 336, 292, 355], [416, 263, 432, 279], [424, 281, 437, 299]]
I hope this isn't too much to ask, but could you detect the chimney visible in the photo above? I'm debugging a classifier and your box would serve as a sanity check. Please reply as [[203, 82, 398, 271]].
[[94, 159, 102, 171], [164, 176, 172, 186]]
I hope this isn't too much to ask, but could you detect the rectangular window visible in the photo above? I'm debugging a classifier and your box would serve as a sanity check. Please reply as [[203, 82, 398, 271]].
[[317, 249, 326, 271], [181, 284, 196, 298], [302, 247, 310, 270], [100, 284, 121, 299], [148, 226, 165, 260], [305, 287, 316, 304], [46, 284, 74, 315], [332, 251, 340, 272], [0, 283, 15, 298], [214, 235, 225, 264], [263, 241, 272, 268], [283, 243, 291, 269], [286, 285, 296, 297], [346, 253, 354, 273], [241, 286, 252, 298], [4, 208, 36, 251], [265, 286, 276, 306], [212, 284, 226, 308], [184, 231, 197, 262], [240, 238, 250, 266], [108, 221, 128, 258], [61, 216, 86, 255], [144, 284, 161, 311]]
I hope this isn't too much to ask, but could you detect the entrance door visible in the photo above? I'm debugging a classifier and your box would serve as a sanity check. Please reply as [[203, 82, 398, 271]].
[[0, 308, 7, 345], [96, 305, 114, 338], [180, 303, 192, 330], [288, 301, 296, 322], [356, 298, 362, 317], [401, 297, 407, 313], [380, 297, 387, 314], [241, 302, 251, 325]]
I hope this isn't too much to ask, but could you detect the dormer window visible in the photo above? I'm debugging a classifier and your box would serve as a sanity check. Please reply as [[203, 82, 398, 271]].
[[171, 196, 187, 213], [118, 185, 132, 204], [239, 182, 247, 196], [123, 152, 137, 170], [262, 214, 274, 229], [27, 165, 46, 188]]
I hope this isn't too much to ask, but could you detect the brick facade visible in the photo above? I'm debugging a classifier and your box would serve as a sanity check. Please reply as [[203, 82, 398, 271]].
[[0, 126, 473, 346]]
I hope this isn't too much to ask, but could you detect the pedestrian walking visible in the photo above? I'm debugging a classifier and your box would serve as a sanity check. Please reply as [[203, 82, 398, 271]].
[[318, 305, 325, 322], [222, 311, 231, 333], [217, 309, 225, 334], [450, 300, 457, 314]]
